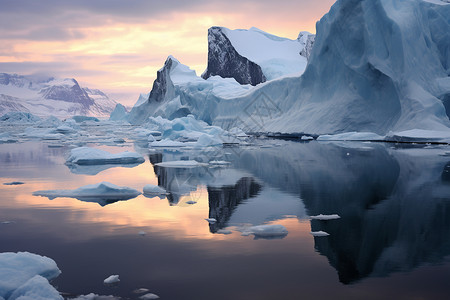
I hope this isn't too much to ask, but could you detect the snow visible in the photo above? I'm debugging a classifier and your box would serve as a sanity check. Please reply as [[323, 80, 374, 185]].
[[242, 224, 288, 239], [310, 231, 330, 237], [66, 147, 145, 165], [222, 27, 309, 80], [0, 252, 61, 300], [103, 275, 120, 284], [143, 184, 167, 195], [310, 214, 341, 220], [33, 182, 141, 205], [155, 160, 208, 168]]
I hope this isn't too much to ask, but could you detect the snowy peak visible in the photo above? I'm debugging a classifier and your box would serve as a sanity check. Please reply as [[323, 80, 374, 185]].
[[202, 26, 309, 84], [202, 26, 266, 86], [297, 31, 316, 60], [0, 73, 118, 118]]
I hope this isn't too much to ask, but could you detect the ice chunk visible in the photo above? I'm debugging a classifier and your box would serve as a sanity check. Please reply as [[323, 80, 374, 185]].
[[216, 229, 232, 235], [0, 112, 41, 123], [155, 160, 208, 168], [133, 288, 150, 294], [0, 252, 61, 299], [242, 224, 288, 239], [71, 116, 99, 123], [70, 294, 120, 300], [66, 147, 145, 165], [310, 231, 330, 237], [8, 275, 63, 300], [205, 218, 217, 224], [103, 275, 120, 284], [143, 184, 167, 195], [33, 182, 141, 206], [139, 293, 160, 300], [310, 214, 341, 220], [149, 139, 186, 147]]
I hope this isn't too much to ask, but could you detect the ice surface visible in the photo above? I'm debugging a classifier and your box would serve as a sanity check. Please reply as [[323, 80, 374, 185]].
[[66, 147, 145, 165], [8, 275, 63, 300], [205, 218, 217, 224], [70, 294, 120, 300], [317, 132, 385, 141], [155, 160, 208, 168], [0, 252, 61, 299], [143, 184, 167, 195], [0, 112, 41, 123], [103, 275, 120, 284], [242, 224, 288, 239], [109, 104, 128, 121], [310, 231, 330, 237], [310, 214, 341, 220], [33, 182, 141, 205], [71, 116, 99, 123]]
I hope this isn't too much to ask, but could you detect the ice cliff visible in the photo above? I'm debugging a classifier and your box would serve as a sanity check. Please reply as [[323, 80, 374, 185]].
[[129, 0, 450, 136]]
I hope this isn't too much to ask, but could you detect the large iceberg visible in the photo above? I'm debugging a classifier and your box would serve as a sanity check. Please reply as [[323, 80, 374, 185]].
[[129, 0, 450, 138]]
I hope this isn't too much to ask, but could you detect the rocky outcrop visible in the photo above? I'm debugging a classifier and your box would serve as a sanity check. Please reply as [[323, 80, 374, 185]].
[[201, 27, 266, 86]]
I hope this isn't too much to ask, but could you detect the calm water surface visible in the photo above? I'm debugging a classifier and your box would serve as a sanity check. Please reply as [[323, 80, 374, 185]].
[[1, 129, 450, 299]]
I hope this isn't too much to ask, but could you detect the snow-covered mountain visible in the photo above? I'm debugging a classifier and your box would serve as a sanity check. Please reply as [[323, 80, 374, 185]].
[[202, 26, 311, 85], [129, 0, 450, 137], [0, 73, 118, 118]]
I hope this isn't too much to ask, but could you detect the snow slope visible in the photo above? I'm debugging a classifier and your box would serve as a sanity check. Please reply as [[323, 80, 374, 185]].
[[129, 0, 450, 137], [202, 27, 310, 84], [0, 73, 118, 118]]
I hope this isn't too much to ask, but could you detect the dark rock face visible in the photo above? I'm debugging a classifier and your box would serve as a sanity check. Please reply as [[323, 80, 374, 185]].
[[148, 57, 176, 103], [202, 27, 266, 86], [39, 79, 94, 108]]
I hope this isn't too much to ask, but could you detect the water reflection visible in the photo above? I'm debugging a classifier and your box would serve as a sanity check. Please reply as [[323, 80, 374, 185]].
[[2, 139, 450, 298]]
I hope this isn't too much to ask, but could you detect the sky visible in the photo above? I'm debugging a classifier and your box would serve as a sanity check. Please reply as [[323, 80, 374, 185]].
[[0, 0, 336, 106]]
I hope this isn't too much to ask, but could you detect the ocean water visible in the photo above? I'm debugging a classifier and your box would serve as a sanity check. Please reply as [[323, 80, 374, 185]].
[[1, 129, 450, 299]]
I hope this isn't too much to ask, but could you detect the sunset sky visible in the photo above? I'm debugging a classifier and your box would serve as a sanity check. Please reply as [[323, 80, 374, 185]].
[[0, 0, 336, 106]]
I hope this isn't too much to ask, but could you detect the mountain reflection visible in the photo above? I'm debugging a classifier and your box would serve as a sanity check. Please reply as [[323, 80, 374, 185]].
[[207, 177, 261, 232]]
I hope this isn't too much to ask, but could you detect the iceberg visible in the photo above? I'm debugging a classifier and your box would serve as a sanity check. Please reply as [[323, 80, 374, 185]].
[[103, 275, 120, 284], [241, 224, 288, 239], [310, 214, 341, 220], [0, 252, 61, 300], [143, 184, 167, 196], [139, 293, 160, 300], [32, 182, 141, 206], [66, 147, 145, 165], [129, 0, 450, 138], [0, 112, 41, 123], [109, 103, 128, 121]]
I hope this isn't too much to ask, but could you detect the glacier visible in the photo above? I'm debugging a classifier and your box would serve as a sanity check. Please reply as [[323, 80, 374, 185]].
[[128, 0, 450, 139]]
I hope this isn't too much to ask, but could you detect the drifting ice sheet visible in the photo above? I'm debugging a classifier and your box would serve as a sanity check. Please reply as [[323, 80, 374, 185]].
[[66, 147, 145, 165], [33, 182, 141, 205]]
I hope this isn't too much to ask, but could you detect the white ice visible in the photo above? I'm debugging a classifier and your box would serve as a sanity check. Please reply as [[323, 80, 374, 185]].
[[155, 160, 208, 168], [310, 231, 330, 237], [310, 214, 341, 220], [103, 275, 120, 284], [242, 224, 288, 239], [66, 147, 145, 165]]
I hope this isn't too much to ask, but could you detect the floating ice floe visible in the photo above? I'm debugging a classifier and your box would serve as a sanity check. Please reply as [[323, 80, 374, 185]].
[[33, 182, 141, 206], [310, 214, 341, 220], [209, 160, 231, 166], [0, 133, 17, 143], [139, 293, 160, 300], [3, 181, 24, 186], [155, 160, 208, 168], [103, 275, 120, 284], [138, 231, 146, 236], [143, 185, 167, 197], [310, 231, 330, 237], [70, 293, 120, 300], [185, 200, 197, 205], [205, 218, 217, 224], [317, 132, 385, 141], [241, 224, 288, 239], [149, 139, 186, 147], [133, 288, 150, 294], [0, 112, 41, 123], [66, 147, 145, 165], [216, 229, 232, 235], [0, 252, 62, 300]]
